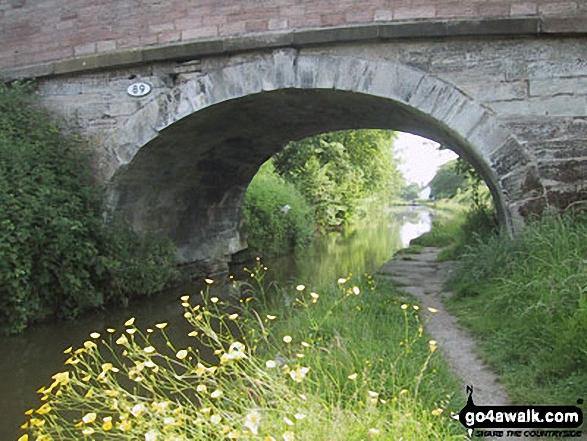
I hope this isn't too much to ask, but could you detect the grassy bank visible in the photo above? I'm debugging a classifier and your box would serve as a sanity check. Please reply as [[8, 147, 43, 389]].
[[409, 200, 498, 261], [20, 264, 465, 440], [445, 214, 587, 421]]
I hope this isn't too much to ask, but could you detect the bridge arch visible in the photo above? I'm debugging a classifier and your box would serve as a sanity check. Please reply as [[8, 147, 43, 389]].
[[105, 50, 540, 269]]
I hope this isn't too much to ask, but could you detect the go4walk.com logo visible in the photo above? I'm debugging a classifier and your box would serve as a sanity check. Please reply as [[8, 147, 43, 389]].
[[452, 386, 584, 438]]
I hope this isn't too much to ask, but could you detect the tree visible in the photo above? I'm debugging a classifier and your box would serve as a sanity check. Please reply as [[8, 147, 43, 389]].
[[273, 130, 404, 228], [427, 160, 468, 200]]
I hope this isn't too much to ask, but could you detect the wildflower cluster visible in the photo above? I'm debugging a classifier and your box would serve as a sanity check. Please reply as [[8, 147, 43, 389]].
[[19, 263, 463, 440]]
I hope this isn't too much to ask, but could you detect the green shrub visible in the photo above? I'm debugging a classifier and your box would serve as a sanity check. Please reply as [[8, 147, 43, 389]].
[[0, 82, 179, 334], [243, 161, 314, 257]]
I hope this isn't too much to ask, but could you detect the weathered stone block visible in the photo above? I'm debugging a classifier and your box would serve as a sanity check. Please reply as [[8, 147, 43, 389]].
[[489, 136, 531, 176]]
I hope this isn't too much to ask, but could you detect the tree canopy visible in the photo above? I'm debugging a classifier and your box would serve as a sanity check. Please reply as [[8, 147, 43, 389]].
[[273, 130, 404, 228]]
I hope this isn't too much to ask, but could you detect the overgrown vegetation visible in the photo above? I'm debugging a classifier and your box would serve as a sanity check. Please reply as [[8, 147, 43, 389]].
[[242, 162, 314, 258], [243, 130, 406, 257], [410, 158, 498, 260], [446, 214, 587, 416], [19, 263, 465, 440], [273, 130, 404, 229], [0, 83, 179, 334]]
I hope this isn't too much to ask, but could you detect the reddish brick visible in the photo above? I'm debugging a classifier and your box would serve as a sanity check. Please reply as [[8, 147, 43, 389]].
[[149, 22, 175, 34], [219, 21, 247, 36], [320, 12, 346, 26], [203, 15, 226, 26], [289, 15, 322, 27], [139, 34, 158, 46], [117, 35, 141, 49], [305, 3, 340, 15], [345, 10, 375, 23], [181, 25, 219, 41], [477, 3, 511, 17], [268, 18, 288, 30], [374, 9, 393, 21], [175, 16, 203, 30], [74, 42, 96, 56], [158, 30, 181, 44], [226, 9, 277, 23], [279, 5, 305, 18], [245, 19, 269, 32], [393, 5, 436, 20], [435, 3, 479, 18], [511, 2, 538, 15], [539, 1, 578, 14]]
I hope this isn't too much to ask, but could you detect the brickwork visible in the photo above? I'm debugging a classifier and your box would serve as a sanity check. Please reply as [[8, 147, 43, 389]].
[[1, 0, 585, 71]]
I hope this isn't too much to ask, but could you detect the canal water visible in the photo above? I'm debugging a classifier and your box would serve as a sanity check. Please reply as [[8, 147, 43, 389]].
[[0, 205, 431, 440]]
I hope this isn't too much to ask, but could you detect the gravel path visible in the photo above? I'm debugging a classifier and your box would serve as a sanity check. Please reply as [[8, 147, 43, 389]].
[[376, 247, 516, 440]]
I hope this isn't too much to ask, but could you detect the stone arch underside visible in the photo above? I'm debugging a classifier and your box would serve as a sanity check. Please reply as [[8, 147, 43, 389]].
[[106, 51, 542, 269]]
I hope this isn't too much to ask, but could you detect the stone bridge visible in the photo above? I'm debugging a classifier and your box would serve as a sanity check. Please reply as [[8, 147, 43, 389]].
[[1, 1, 586, 273]]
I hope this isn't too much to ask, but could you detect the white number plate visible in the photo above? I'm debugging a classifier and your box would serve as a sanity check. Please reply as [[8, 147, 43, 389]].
[[127, 82, 152, 97]]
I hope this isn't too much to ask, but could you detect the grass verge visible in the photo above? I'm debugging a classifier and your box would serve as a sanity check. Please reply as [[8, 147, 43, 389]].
[[445, 214, 587, 428], [20, 263, 465, 440]]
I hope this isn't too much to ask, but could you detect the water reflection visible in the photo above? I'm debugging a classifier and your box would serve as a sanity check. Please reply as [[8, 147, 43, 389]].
[[399, 209, 432, 247], [0, 206, 431, 439]]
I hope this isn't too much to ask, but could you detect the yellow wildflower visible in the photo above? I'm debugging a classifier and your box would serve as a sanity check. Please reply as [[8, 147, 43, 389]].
[[176, 349, 188, 360], [210, 389, 223, 399], [130, 403, 147, 417], [82, 412, 97, 424], [83, 340, 97, 350], [36, 403, 51, 415], [289, 366, 310, 382], [244, 410, 261, 435], [102, 416, 113, 430]]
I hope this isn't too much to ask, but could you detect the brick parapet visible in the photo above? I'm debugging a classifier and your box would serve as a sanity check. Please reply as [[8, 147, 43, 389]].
[[2, 15, 587, 81], [1, 0, 586, 76]]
